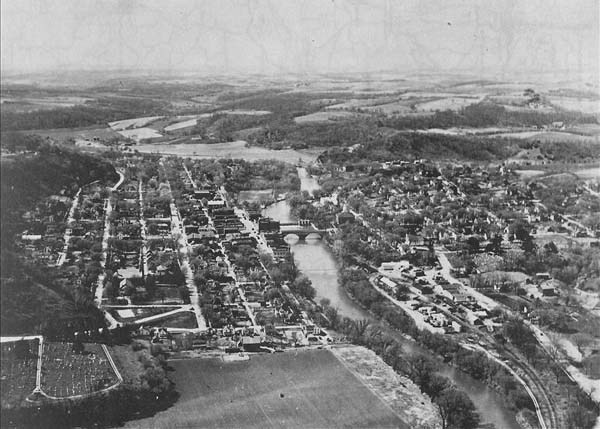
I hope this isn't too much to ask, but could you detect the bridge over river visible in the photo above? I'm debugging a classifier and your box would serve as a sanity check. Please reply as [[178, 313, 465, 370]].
[[279, 221, 331, 240]]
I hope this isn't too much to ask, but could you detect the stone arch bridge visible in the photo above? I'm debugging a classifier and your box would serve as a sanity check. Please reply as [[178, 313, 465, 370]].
[[279, 221, 331, 240]]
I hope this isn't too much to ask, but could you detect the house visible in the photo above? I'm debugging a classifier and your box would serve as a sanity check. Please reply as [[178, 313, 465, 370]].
[[241, 335, 261, 352], [379, 276, 397, 292], [259, 218, 280, 233], [272, 246, 291, 260], [193, 189, 215, 200], [21, 234, 43, 241], [539, 281, 558, 296], [535, 272, 552, 282], [207, 199, 226, 209], [452, 293, 471, 304], [465, 312, 483, 326], [247, 211, 261, 221], [381, 262, 395, 271]]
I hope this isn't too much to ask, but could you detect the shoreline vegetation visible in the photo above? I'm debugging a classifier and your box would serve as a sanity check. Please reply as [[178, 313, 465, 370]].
[[287, 193, 597, 428]]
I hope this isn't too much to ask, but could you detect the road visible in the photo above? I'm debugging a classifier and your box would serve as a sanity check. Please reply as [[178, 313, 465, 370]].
[[138, 181, 149, 276], [435, 250, 499, 310], [182, 162, 197, 189], [94, 198, 112, 306], [168, 192, 208, 331], [56, 188, 81, 267], [369, 275, 443, 334], [370, 246, 561, 429], [111, 170, 125, 191], [95, 170, 124, 306]]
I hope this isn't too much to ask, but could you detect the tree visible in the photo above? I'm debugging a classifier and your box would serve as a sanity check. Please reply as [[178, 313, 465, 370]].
[[521, 236, 537, 254], [509, 219, 532, 242], [504, 317, 536, 348], [566, 405, 597, 429], [408, 354, 436, 390], [291, 275, 316, 300], [466, 236, 480, 254], [324, 306, 339, 329], [486, 234, 503, 255], [435, 388, 480, 429], [423, 374, 452, 400], [571, 333, 591, 355], [543, 241, 559, 254]]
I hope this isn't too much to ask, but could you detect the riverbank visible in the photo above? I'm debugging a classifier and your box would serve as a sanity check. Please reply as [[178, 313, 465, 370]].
[[331, 344, 442, 429], [264, 198, 521, 429], [324, 238, 526, 428]]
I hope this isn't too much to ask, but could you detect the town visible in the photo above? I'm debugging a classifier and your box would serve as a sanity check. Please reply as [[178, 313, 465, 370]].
[[1, 7, 599, 424]]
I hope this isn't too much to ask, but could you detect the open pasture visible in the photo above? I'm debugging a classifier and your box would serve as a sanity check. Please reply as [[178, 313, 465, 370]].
[[123, 348, 408, 428]]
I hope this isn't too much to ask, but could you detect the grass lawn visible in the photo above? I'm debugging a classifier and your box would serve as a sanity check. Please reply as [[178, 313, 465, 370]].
[[144, 311, 199, 329], [107, 306, 180, 323], [123, 349, 408, 428]]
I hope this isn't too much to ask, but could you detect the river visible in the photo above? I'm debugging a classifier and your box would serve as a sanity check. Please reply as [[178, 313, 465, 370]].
[[262, 169, 520, 429]]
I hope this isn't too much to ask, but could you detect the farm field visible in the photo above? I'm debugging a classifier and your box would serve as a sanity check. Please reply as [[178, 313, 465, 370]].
[[164, 118, 198, 132], [0, 96, 93, 113], [515, 169, 545, 178], [122, 348, 409, 429], [493, 130, 599, 143], [414, 96, 482, 111], [360, 101, 413, 115], [294, 110, 364, 124], [331, 345, 440, 428], [547, 96, 599, 114], [135, 140, 319, 163], [116, 127, 163, 141], [108, 116, 164, 131], [24, 126, 123, 141], [219, 109, 271, 116], [574, 167, 600, 179]]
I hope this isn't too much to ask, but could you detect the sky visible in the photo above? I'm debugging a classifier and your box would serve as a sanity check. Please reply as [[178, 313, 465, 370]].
[[1, 0, 598, 80]]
